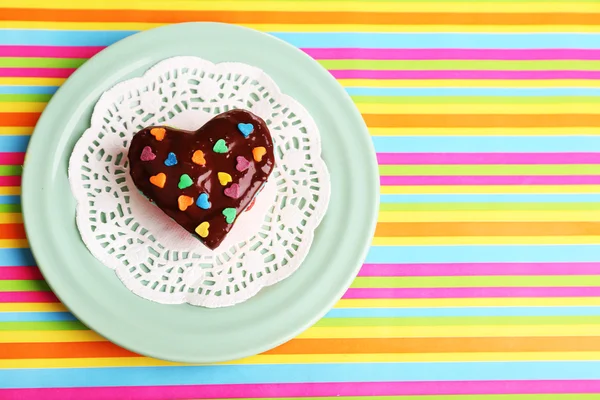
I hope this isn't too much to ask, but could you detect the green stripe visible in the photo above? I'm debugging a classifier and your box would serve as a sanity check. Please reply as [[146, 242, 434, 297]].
[[380, 202, 600, 211], [0, 280, 50, 292], [351, 275, 600, 289], [322, 60, 600, 71], [379, 164, 600, 176], [0, 321, 87, 331], [0, 204, 21, 213], [0, 57, 86, 68], [353, 96, 600, 104], [316, 316, 600, 327], [0, 166, 22, 176], [0, 94, 52, 103]]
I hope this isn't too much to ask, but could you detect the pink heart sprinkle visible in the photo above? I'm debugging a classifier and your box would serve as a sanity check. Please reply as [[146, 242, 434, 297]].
[[140, 146, 156, 161], [236, 156, 250, 172], [224, 183, 240, 199]]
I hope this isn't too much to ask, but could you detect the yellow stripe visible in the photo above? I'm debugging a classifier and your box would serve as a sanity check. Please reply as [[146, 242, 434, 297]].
[[370, 127, 600, 136], [0, 213, 22, 223], [0, 303, 67, 312], [0, 77, 65, 86], [378, 210, 600, 222], [0, 330, 104, 343], [359, 103, 600, 115], [0, 187, 21, 195], [0, 239, 28, 248], [336, 297, 600, 308], [381, 185, 600, 195], [3, 352, 600, 369], [340, 79, 600, 88], [0, 128, 33, 136], [373, 236, 600, 246], [1, 21, 600, 33], [0, 103, 47, 113], [1, 0, 598, 13]]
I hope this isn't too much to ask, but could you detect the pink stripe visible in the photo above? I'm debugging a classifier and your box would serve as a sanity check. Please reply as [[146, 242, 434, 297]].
[[331, 70, 600, 80], [4, 380, 600, 399], [0, 267, 42, 280], [0, 45, 104, 58], [0, 153, 25, 165], [380, 175, 600, 185], [0, 176, 21, 186], [0, 291, 58, 303], [344, 287, 600, 298], [377, 153, 600, 165], [0, 68, 75, 78], [359, 263, 600, 277], [304, 48, 600, 60]]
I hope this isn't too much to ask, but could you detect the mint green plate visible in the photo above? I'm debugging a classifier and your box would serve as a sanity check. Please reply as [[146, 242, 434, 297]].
[[22, 23, 378, 363]]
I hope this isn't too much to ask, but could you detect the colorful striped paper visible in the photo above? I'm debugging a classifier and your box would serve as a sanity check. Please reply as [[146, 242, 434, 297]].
[[3, 0, 600, 398]]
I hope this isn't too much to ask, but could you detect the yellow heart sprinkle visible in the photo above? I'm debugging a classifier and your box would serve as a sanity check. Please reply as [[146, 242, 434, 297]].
[[253, 146, 267, 162], [149, 173, 166, 188], [218, 172, 232, 186], [150, 127, 166, 141], [178, 195, 194, 211], [192, 150, 206, 166], [195, 221, 210, 238]]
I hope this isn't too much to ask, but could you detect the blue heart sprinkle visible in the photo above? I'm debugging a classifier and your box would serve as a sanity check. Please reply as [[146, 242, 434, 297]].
[[237, 123, 254, 138], [196, 193, 211, 210], [164, 152, 178, 166]]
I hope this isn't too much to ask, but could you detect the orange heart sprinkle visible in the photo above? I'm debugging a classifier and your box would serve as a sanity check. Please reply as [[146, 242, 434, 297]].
[[149, 173, 166, 188], [178, 195, 194, 211], [252, 146, 267, 162], [150, 128, 166, 141], [192, 150, 206, 166]]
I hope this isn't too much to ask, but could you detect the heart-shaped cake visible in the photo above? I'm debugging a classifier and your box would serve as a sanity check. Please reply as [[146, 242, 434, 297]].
[[128, 109, 275, 249]]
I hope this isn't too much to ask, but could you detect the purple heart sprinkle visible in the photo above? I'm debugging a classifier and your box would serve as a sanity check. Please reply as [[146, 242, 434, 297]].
[[224, 183, 240, 199], [236, 156, 250, 172], [140, 146, 156, 161]]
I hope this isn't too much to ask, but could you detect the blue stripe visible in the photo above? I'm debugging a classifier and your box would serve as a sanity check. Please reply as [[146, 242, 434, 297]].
[[372, 136, 600, 153], [0, 195, 20, 205], [0, 136, 30, 152], [326, 306, 600, 318], [0, 312, 75, 322], [3, 362, 600, 388], [3, 31, 600, 49], [380, 194, 600, 203], [347, 87, 600, 97], [0, 249, 35, 267], [0, 86, 58, 95], [367, 245, 600, 263]]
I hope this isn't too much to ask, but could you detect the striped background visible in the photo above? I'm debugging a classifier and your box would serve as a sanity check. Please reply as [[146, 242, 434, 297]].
[[3, 0, 600, 398]]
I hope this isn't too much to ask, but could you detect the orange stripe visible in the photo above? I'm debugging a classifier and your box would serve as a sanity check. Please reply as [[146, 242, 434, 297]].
[[0, 113, 40, 127], [0, 342, 139, 359], [0, 224, 25, 239], [1, 9, 599, 25], [375, 222, 600, 237], [364, 114, 600, 128]]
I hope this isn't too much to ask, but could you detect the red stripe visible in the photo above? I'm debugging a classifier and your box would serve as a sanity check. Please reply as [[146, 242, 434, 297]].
[[0, 45, 104, 58], [0, 267, 42, 280], [0, 291, 58, 303]]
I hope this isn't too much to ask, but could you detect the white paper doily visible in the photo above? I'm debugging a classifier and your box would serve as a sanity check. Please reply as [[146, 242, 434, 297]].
[[68, 56, 330, 308]]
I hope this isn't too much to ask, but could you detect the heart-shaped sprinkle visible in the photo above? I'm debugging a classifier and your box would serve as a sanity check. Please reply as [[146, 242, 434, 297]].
[[224, 183, 240, 199], [150, 127, 166, 141], [196, 193, 211, 209], [140, 146, 156, 161], [213, 139, 228, 154], [237, 123, 254, 138], [149, 173, 166, 188], [178, 195, 194, 211], [252, 146, 267, 162], [164, 152, 178, 166], [195, 221, 210, 238], [236, 156, 250, 172], [178, 174, 193, 189], [218, 172, 232, 186], [222, 208, 236, 224], [192, 150, 206, 166]]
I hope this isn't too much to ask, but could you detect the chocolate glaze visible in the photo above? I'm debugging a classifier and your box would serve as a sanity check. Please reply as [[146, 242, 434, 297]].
[[128, 109, 275, 249]]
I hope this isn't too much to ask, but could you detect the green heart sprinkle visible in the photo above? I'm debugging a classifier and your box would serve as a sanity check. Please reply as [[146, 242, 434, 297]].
[[213, 139, 228, 154], [178, 174, 193, 189], [222, 208, 236, 224]]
